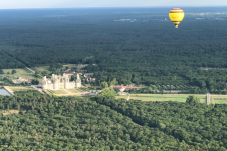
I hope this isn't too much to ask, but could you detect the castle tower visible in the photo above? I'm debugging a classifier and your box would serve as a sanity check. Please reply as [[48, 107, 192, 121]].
[[51, 74, 55, 83], [53, 74, 59, 89], [64, 73, 69, 89], [75, 73, 81, 88], [42, 76, 48, 89]]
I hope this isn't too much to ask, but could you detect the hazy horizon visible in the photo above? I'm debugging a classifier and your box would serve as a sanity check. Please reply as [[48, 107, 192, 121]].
[[0, 6, 227, 10], [1, 0, 227, 9]]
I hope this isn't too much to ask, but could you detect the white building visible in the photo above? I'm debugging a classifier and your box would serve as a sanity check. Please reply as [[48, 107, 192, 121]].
[[42, 73, 81, 90]]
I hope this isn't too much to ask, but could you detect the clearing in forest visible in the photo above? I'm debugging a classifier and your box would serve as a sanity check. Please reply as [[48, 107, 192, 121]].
[[1, 110, 19, 116], [116, 94, 206, 103], [34, 66, 49, 72], [63, 64, 77, 68], [1, 68, 34, 79], [210, 95, 227, 104]]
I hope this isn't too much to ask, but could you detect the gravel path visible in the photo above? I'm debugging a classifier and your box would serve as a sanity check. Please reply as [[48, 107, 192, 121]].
[[207, 88, 210, 104]]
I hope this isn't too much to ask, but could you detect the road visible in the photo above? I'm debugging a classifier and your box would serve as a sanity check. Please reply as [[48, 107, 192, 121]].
[[127, 94, 130, 101], [207, 88, 210, 104], [76, 64, 88, 72], [30, 85, 44, 94], [26, 67, 43, 78], [26, 67, 35, 73]]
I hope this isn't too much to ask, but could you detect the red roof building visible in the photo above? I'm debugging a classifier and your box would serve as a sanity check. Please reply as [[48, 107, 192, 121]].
[[66, 72, 75, 76], [63, 69, 71, 73]]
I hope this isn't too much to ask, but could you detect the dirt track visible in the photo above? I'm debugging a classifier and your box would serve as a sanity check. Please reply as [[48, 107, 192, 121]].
[[207, 88, 210, 104]]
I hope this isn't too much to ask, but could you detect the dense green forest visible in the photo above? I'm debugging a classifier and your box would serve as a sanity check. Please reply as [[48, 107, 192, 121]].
[[91, 95, 227, 150], [0, 92, 186, 150], [1, 8, 227, 91], [0, 92, 227, 150], [0, 51, 24, 69], [1, 7, 227, 150]]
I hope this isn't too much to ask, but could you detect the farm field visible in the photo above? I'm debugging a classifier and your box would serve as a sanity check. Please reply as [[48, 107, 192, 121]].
[[210, 95, 227, 104], [1, 68, 34, 79], [116, 94, 207, 103]]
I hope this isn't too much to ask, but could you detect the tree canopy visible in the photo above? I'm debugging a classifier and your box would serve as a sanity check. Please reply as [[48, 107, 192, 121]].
[[99, 88, 116, 97], [186, 95, 200, 104], [0, 91, 227, 150]]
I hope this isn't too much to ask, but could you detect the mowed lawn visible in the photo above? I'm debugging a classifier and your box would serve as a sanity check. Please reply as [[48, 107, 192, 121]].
[[10, 87, 34, 92], [68, 89, 81, 93], [52, 90, 66, 94], [34, 66, 49, 72], [211, 95, 227, 104], [1, 68, 34, 79], [63, 64, 77, 69], [116, 94, 206, 103]]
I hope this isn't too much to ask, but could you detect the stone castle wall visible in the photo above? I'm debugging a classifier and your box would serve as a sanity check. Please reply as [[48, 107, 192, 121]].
[[42, 73, 81, 90]]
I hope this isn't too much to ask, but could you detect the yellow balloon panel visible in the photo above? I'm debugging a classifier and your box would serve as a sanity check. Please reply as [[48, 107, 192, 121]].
[[169, 13, 184, 22]]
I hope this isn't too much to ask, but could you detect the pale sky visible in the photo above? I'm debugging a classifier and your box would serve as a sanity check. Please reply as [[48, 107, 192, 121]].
[[1, 0, 227, 9]]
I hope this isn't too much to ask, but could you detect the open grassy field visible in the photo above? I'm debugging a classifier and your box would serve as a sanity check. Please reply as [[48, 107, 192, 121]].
[[63, 64, 77, 68], [35, 64, 78, 75], [10, 87, 34, 92], [116, 94, 206, 103], [1, 68, 34, 79], [52, 90, 66, 94], [210, 95, 227, 104], [68, 89, 81, 93], [34, 66, 49, 72]]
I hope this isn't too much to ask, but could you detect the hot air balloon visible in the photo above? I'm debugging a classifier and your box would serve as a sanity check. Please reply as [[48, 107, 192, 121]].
[[169, 8, 184, 28]]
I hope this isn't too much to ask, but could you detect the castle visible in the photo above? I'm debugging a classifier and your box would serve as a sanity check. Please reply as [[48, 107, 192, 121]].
[[42, 73, 81, 90]]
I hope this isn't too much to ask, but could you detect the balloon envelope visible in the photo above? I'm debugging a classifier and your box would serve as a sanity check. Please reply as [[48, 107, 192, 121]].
[[169, 8, 184, 28]]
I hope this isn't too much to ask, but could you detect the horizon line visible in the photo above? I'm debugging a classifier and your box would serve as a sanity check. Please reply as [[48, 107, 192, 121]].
[[1, 5, 227, 10]]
